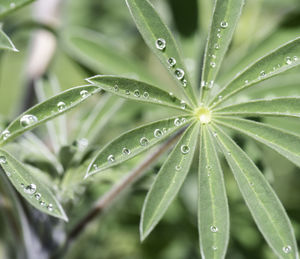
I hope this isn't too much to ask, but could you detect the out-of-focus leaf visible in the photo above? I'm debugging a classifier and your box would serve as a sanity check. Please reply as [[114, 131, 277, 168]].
[[0, 149, 68, 221], [0, 0, 35, 18], [140, 122, 199, 240]]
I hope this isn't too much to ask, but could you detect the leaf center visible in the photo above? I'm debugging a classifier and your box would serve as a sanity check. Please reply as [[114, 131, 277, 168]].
[[194, 107, 212, 124]]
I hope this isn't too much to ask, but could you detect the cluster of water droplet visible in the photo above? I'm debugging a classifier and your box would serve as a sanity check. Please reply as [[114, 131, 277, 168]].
[[174, 117, 187, 127], [112, 84, 150, 100], [0, 130, 11, 141], [155, 38, 187, 88]]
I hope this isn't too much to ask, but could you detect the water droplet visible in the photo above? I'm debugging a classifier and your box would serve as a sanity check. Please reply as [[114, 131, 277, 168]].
[[24, 184, 37, 195], [20, 183, 24, 188], [143, 92, 149, 98], [0, 156, 7, 164], [249, 182, 254, 186], [125, 90, 130, 95], [57, 101, 66, 112], [114, 85, 119, 92], [6, 172, 11, 177], [206, 165, 212, 170], [156, 38, 166, 50], [175, 68, 185, 80], [140, 137, 149, 146], [40, 201, 46, 207], [154, 129, 163, 138], [181, 118, 187, 123], [80, 90, 89, 98], [167, 57, 176, 67], [163, 128, 167, 133], [282, 245, 291, 254], [217, 33, 221, 38], [218, 95, 223, 100], [285, 57, 292, 65], [201, 81, 207, 87], [260, 71, 266, 78], [210, 62, 216, 68], [181, 145, 190, 154], [182, 79, 187, 87], [180, 100, 186, 110], [20, 114, 38, 127], [293, 56, 298, 61], [133, 90, 140, 97], [211, 54, 216, 59], [175, 165, 181, 171], [122, 148, 131, 155], [210, 225, 218, 233], [35, 193, 41, 200], [174, 118, 182, 126], [227, 152, 231, 156], [213, 132, 218, 137], [47, 204, 53, 211], [93, 164, 98, 170], [107, 155, 115, 163], [212, 246, 218, 251], [1, 130, 11, 141], [214, 43, 220, 50], [220, 21, 228, 28], [10, 2, 16, 8], [244, 80, 249, 84]]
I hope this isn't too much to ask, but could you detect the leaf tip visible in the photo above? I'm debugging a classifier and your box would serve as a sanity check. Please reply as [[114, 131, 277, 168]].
[[85, 75, 100, 84]]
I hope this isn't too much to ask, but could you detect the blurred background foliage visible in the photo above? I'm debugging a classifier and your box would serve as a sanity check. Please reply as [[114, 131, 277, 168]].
[[0, 0, 300, 258]]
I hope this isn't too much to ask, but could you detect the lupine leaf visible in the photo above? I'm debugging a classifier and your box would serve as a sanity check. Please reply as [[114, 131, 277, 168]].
[[210, 37, 300, 107], [86, 76, 192, 112], [212, 125, 298, 259], [86, 116, 193, 176], [215, 117, 300, 167], [0, 28, 18, 52], [200, 0, 244, 102], [0, 0, 35, 18], [0, 149, 68, 221], [140, 122, 199, 240], [198, 127, 229, 259], [0, 85, 100, 146], [125, 0, 198, 107], [214, 97, 300, 118]]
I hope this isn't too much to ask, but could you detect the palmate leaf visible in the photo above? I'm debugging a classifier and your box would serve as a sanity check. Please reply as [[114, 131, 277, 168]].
[[125, 0, 198, 107], [212, 125, 298, 259], [198, 127, 229, 259], [0, 28, 18, 52], [210, 37, 300, 107], [140, 122, 199, 240], [87, 116, 193, 176], [215, 117, 300, 168], [0, 149, 68, 221], [0, 85, 100, 146], [200, 0, 244, 101], [214, 97, 300, 118], [86, 76, 192, 112], [0, 0, 35, 18]]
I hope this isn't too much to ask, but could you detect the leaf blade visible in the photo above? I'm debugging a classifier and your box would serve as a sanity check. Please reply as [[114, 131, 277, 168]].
[[215, 117, 300, 167], [0, 28, 18, 52], [198, 127, 229, 259], [86, 75, 192, 112], [0, 85, 100, 146], [87, 116, 194, 176], [212, 125, 298, 259], [210, 37, 300, 107], [0, 149, 68, 221], [125, 0, 198, 106], [0, 0, 35, 18], [140, 122, 200, 240]]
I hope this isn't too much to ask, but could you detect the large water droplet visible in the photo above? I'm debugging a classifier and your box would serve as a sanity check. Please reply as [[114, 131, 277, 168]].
[[220, 21, 228, 28], [0, 156, 7, 164], [57, 101, 66, 112], [156, 38, 166, 50], [140, 137, 149, 146], [154, 129, 163, 138], [122, 148, 131, 155], [1, 130, 10, 141], [210, 225, 218, 233], [175, 68, 185, 80], [181, 145, 190, 154], [143, 92, 149, 98], [20, 114, 38, 127], [24, 184, 37, 195], [167, 57, 176, 67], [134, 90, 140, 97], [107, 155, 115, 163], [80, 90, 89, 98], [174, 118, 182, 126], [282, 245, 291, 254]]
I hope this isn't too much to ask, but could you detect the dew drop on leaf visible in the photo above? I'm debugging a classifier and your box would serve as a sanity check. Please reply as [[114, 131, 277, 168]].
[[167, 57, 176, 67], [260, 71, 266, 78], [282, 245, 291, 254], [20, 114, 38, 127], [210, 225, 219, 233], [285, 57, 292, 65], [35, 193, 41, 200], [180, 100, 186, 110], [220, 21, 228, 28], [212, 246, 218, 251], [24, 184, 37, 195], [40, 201, 46, 207], [175, 68, 185, 80], [134, 90, 140, 97], [210, 62, 216, 68], [182, 79, 187, 87], [107, 155, 115, 163], [0, 156, 7, 164], [47, 204, 53, 211], [122, 148, 131, 155], [125, 90, 130, 95], [214, 43, 220, 50], [143, 92, 149, 98], [80, 90, 89, 98], [57, 101, 66, 112], [155, 38, 166, 50], [1, 130, 11, 141], [114, 85, 119, 92], [140, 137, 149, 146], [293, 56, 298, 61], [154, 129, 163, 138], [180, 145, 190, 154], [244, 80, 249, 84], [174, 118, 181, 126], [10, 2, 15, 8], [175, 165, 182, 171]]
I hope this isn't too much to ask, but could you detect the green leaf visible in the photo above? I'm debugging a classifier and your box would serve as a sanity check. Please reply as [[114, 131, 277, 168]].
[[0, 28, 18, 52], [0, 0, 35, 18], [63, 28, 155, 84], [140, 122, 199, 240], [87, 115, 193, 176], [0, 149, 68, 221], [210, 37, 300, 108], [86, 75, 192, 112], [214, 97, 300, 118], [212, 125, 298, 259], [215, 117, 300, 168], [198, 127, 229, 259], [0, 85, 100, 146], [125, 0, 198, 107], [200, 0, 244, 101]]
